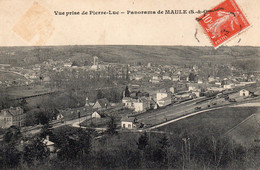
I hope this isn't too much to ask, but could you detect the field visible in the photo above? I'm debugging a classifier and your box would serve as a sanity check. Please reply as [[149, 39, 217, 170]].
[[156, 106, 259, 138], [0, 71, 26, 82], [4, 85, 53, 98]]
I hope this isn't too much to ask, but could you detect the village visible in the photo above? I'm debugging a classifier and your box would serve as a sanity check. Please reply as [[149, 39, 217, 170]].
[[1, 56, 259, 132]]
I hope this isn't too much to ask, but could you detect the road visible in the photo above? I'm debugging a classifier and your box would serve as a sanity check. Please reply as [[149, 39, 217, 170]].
[[136, 95, 260, 128], [142, 97, 260, 130], [135, 97, 211, 125]]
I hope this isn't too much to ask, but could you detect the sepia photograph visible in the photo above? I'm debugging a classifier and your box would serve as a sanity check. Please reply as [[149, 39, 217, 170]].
[[0, 45, 259, 169], [0, 0, 260, 169]]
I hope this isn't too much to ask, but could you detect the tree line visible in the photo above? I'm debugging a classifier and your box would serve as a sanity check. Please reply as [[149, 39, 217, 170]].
[[1, 123, 260, 169]]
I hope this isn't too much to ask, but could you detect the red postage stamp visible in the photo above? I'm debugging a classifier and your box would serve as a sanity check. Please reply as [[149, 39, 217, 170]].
[[197, 0, 250, 48]]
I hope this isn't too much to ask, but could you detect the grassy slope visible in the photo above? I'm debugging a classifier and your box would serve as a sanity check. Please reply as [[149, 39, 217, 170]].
[[156, 106, 259, 138]]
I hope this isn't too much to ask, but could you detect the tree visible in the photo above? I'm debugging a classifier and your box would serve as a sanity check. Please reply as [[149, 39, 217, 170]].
[[137, 132, 149, 150], [125, 86, 130, 97], [22, 137, 50, 165], [37, 112, 49, 125], [19, 99, 29, 113], [71, 61, 78, 66], [153, 135, 169, 166], [3, 126, 22, 145], [40, 123, 53, 138], [188, 73, 196, 82], [106, 116, 117, 135], [52, 126, 92, 161], [1, 126, 22, 168], [96, 90, 104, 99]]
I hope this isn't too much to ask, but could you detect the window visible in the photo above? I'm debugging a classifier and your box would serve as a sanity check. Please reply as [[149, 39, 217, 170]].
[[128, 124, 131, 128], [123, 124, 125, 128]]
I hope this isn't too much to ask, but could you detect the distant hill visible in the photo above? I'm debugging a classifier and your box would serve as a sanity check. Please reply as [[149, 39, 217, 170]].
[[0, 46, 259, 66]]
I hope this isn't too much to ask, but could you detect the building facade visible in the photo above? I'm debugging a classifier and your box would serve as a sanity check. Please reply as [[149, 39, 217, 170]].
[[0, 107, 25, 128]]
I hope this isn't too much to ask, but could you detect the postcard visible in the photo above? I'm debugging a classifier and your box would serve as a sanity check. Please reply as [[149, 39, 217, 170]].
[[0, 0, 260, 169]]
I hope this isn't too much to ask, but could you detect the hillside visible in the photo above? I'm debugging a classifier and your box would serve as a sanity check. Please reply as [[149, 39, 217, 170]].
[[0, 46, 259, 67]]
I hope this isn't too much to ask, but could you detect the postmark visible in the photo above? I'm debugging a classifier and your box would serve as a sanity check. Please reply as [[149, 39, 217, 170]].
[[197, 0, 250, 48], [12, 2, 54, 46]]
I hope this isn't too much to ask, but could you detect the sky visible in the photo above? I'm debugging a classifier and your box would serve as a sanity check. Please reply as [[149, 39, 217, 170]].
[[0, 0, 259, 47]]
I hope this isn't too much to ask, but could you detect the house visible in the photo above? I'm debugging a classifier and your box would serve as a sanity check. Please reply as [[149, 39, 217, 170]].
[[133, 74, 144, 81], [208, 76, 215, 82], [162, 75, 171, 80], [121, 116, 138, 129], [188, 83, 200, 92], [239, 88, 256, 97], [171, 75, 180, 82], [64, 63, 72, 67], [133, 98, 151, 112], [150, 79, 160, 84], [42, 135, 56, 158], [92, 98, 111, 109], [152, 75, 161, 80], [122, 97, 151, 112], [122, 97, 135, 109], [223, 84, 235, 89], [0, 107, 25, 129], [197, 78, 203, 84], [169, 87, 175, 93], [156, 92, 169, 101], [192, 91, 201, 98], [92, 111, 105, 118], [43, 135, 55, 152], [157, 96, 171, 107], [56, 113, 64, 120]]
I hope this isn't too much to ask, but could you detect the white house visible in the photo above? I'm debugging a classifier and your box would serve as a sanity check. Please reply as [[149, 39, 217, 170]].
[[133, 98, 150, 112], [162, 75, 171, 80], [208, 76, 215, 82], [121, 116, 138, 129], [92, 111, 102, 118], [157, 96, 171, 107], [152, 75, 160, 80], [92, 98, 110, 109], [122, 97, 133, 107], [197, 79, 203, 84], [150, 79, 160, 84], [239, 88, 256, 97], [122, 97, 150, 112], [64, 63, 72, 67], [56, 113, 64, 121], [156, 92, 168, 101], [192, 91, 201, 98], [188, 84, 200, 92], [171, 75, 179, 82], [223, 84, 235, 89], [169, 87, 175, 94], [43, 136, 55, 153]]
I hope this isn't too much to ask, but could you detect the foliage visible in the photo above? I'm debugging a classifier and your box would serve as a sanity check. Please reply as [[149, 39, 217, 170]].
[[106, 116, 118, 135], [96, 90, 104, 99], [137, 132, 149, 150], [188, 73, 196, 82], [3, 126, 22, 145], [52, 126, 93, 161], [36, 112, 50, 125], [124, 86, 130, 97], [22, 137, 50, 165]]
